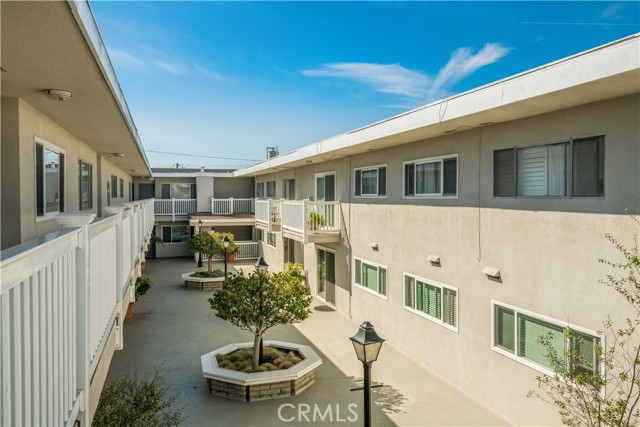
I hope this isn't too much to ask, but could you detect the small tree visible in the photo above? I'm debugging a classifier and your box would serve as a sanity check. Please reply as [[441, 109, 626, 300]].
[[528, 214, 640, 426], [93, 369, 185, 427], [186, 231, 237, 275], [209, 263, 312, 369]]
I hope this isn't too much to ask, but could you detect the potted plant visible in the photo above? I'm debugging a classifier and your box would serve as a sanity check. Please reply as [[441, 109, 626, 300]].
[[308, 211, 325, 231], [125, 276, 153, 322]]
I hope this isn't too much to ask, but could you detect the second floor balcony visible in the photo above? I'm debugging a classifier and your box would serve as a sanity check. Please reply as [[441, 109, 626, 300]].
[[154, 197, 254, 221], [256, 199, 341, 244]]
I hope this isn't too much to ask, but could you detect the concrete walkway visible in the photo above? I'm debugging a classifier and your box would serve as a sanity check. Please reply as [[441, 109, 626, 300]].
[[107, 258, 507, 426]]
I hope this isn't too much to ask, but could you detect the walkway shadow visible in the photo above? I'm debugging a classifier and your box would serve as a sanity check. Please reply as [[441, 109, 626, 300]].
[[348, 376, 407, 415]]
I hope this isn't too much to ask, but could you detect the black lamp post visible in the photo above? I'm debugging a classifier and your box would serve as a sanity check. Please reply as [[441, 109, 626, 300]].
[[255, 255, 269, 271], [197, 220, 203, 268], [350, 321, 385, 427], [222, 234, 230, 277]]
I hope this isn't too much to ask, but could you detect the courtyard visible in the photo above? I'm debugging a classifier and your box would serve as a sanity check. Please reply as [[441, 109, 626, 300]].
[[106, 257, 506, 426]]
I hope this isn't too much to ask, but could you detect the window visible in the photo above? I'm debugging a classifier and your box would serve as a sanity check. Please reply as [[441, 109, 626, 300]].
[[78, 160, 92, 210], [284, 237, 295, 264], [256, 228, 264, 242], [161, 183, 196, 199], [111, 175, 118, 198], [35, 139, 65, 217], [354, 165, 386, 197], [404, 155, 457, 197], [266, 181, 276, 198], [354, 258, 387, 297], [493, 136, 604, 197], [267, 232, 276, 247], [283, 179, 295, 200], [316, 172, 336, 201], [161, 225, 190, 243], [256, 182, 265, 198], [404, 274, 457, 330], [120, 178, 124, 199], [492, 302, 599, 374]]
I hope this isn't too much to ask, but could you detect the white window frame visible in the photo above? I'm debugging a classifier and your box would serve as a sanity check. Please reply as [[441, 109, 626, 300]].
[[283, 179, 295, 200], [256, 228, 264, 242], [490, 300, 602, 376], [354, 164, 387, 198], [403, 273, 458, 332], [161, 225, 190, 244], [266, 180, 276, 198], [315, 171, 336, 201], [403, 154, 458, 199], [267, 231, 277, 248], [353, 257, 388, 300], [35, 137, 66, 221], [256, 182, 265, 198], [78, 159, 93, 211]]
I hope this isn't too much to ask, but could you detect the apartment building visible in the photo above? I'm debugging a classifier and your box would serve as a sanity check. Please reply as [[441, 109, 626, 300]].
[[1, 2, 155, 425], [134, 168, 259, 259], [235, 34, 640, 425]]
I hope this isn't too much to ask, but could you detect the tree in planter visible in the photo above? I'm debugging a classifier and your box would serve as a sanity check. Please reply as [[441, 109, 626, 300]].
[[186, 231, 238, 276], [93, 368, 185, 427], [209, 263, 312, 370], [528, 214, 640, 427]]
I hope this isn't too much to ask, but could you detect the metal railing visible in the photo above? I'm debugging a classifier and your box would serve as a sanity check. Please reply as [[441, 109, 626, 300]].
[[211, 198, 255, 215], [0, 199, 155, 426]]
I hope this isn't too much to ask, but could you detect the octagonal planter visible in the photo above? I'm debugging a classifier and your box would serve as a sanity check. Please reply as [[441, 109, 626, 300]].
[[201, 340, 322, 401], [182, 272, 225, 291]]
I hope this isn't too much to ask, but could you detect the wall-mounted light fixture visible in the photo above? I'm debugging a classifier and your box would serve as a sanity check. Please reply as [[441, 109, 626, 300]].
[[45, 89, 72, 101], [427, 254, 441, 265], [482, 266, 501, 280], [369, 242, 378, 251]]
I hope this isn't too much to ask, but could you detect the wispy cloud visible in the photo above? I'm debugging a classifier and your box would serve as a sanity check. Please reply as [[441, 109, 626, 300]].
[[429, 44, 511, 99], [109, 47, 148, 70], [108, 46, 223, 80], [303, 63, 430, 98], [302, 43, 511, 106], [602, 3, 624, 20]]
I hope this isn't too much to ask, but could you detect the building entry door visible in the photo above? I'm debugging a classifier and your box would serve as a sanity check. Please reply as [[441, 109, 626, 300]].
[[317, 248, 336, 306]]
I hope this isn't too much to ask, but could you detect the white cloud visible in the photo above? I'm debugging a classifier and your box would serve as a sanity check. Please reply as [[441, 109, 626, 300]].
[[153, 59, 189, 75], [602, 3, 623, 20], [429, 43, 511, 98], [302, 43, 511, 105], [109, 47, 148, 70], [107, 46, 223, 79], [303, 63, 430, 98]]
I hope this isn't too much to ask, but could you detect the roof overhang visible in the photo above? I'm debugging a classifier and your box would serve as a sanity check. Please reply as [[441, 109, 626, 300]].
[[235, 34, 640, 177], [1, 1, 152, 176]]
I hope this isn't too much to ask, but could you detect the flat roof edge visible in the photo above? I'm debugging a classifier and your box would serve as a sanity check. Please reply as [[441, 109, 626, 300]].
[[68, 0, 152, 175]]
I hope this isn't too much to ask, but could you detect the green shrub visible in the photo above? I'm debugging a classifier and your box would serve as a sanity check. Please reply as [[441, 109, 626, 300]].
[[92, 369, 184, 427], [134, 277, 152, 301]]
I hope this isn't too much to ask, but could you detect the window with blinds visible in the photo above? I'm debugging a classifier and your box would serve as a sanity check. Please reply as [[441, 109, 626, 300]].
[[492, 302, 599, 375], [354, 258, 387, 297], [404, 155, 457, 197], [354, 165, 387, 197], [493, 135, 604, 198], [404, 273, 458, 331]]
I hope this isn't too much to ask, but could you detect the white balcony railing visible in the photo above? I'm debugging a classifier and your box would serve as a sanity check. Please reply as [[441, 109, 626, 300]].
[[154, 198, 197, 221], [202, 241, 260, 261], [281, 200, 341, 242], [211, 198, 255, 215], [255, 199, 281, 232], [0, 199, 155, 427]]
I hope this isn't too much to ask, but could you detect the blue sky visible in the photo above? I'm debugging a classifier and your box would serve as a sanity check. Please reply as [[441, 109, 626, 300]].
[[91, 1, 639, 169]]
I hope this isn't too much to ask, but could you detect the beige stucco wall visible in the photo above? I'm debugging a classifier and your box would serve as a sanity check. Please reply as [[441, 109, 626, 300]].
[[214, 176, 254, 199], [10, 98, 100, 244], [99, 157, 133, 216], [251, 94, 640, 425], [196, 175, 214, 212]]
